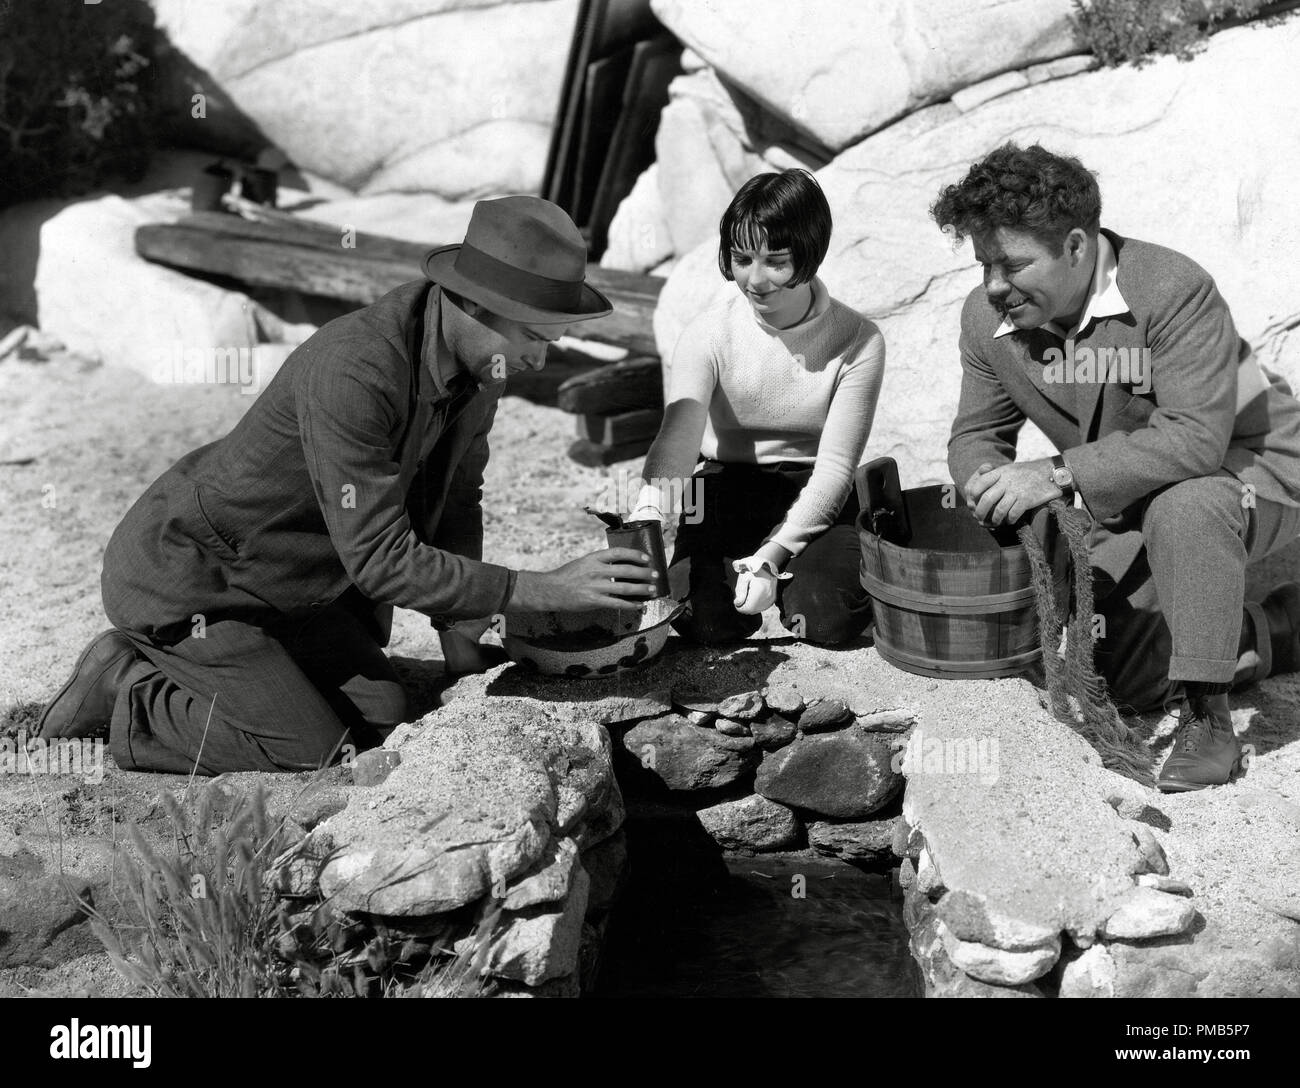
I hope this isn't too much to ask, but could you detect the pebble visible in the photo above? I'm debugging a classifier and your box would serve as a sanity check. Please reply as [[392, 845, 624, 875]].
[[1058, 945, 1117, 998], [750, 716, 796, 751], [940, 923, 1061, 986], [1126, 822, 1170, 876], [672, 687, 717, 720], [856, 708, 916, 732], [718, 690, 765, 721], [1100, 886, 1196, 940], [763, 684, 805, 719], [714, 717, 751, 737], [351, 748, 401, 787], [797, 698, 853, 733], [1136, 873, 1193, 897]]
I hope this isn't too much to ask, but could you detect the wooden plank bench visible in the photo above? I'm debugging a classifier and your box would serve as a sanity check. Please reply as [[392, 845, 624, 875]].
[[134, 210, 664, 357]]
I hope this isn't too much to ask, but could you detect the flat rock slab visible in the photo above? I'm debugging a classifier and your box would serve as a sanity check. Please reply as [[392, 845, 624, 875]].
[[314, 697, 619, 917], [808, 815, 902, 863]]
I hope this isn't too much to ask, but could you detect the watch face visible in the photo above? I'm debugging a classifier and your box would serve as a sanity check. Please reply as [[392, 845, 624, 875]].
[[1052, 468, 1072, 487]]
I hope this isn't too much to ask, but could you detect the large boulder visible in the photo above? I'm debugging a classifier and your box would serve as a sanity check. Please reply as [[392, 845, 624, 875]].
[[601, 164, 675, 274], [651, 67, 822, 264], [649, 0, 1080, 152], [29, 193, 262, 378], [654, 19, 1300, 487], [150, 0, 578, 196]]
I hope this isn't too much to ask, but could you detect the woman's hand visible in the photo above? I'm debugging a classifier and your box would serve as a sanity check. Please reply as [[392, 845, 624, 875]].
[[732, 546, 793, 614]]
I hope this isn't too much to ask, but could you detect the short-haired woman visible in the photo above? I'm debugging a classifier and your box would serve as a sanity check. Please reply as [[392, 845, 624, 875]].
[[631, 168, 886, 646]]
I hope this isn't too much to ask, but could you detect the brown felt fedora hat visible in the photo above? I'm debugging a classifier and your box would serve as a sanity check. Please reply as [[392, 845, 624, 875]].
[[422, 196, 611, 324]]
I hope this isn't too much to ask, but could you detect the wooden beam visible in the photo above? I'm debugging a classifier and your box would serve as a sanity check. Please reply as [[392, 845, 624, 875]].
[[556, 354, 663, 414], [134, 211, 663, 355], [576, 407, 663, 445]]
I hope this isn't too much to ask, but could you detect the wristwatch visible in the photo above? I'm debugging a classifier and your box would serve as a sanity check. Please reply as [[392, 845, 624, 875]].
[[1050, 455, 1075, 501]]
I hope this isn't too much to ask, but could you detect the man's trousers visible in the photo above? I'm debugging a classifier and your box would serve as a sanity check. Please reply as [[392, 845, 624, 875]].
[[107, 587, 409, 775], [1092, 471, 1300, 713]]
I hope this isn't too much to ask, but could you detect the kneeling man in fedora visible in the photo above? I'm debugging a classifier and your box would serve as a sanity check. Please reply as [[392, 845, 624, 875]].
[[932, 143, 1300, 793], [35, 196, 658, 774]]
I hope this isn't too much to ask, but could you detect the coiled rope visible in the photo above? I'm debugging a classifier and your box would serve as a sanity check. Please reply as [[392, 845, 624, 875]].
[[1017, 500, 1154, 785]]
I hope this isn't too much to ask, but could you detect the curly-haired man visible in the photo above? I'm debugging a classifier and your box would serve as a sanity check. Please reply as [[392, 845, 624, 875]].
[[932, 142, 1300, 792]]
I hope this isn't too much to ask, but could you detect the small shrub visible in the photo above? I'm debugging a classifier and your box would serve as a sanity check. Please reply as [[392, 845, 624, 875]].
[[0, 0, 158, 206], [91, 783, 502, 998], [1071, 0, 1276, 66], [90, 785, 297, 998]]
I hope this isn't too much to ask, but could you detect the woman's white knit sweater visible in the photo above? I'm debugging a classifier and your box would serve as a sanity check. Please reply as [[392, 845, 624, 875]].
[[636, 277, 886, 557]]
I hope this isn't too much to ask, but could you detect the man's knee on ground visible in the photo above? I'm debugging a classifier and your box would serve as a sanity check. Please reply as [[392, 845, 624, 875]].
[[1142, 475, 1246, 539]]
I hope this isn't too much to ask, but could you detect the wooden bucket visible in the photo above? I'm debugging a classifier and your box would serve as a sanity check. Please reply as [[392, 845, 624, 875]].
[[857, 482, 1069, 679]]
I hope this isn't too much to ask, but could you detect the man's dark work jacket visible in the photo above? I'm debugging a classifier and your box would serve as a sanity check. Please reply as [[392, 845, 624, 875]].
[[102, 281, 517, 647]]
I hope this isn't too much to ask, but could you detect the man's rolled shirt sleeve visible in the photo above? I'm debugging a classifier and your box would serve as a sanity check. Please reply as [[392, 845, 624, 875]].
[[948, 302, 1027, 495], [299, 351, 516, 623], [1064, 269, 1238, 520]]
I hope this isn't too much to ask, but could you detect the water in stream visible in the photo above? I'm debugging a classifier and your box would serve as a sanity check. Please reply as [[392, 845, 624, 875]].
[[595, 814, 923, 998]]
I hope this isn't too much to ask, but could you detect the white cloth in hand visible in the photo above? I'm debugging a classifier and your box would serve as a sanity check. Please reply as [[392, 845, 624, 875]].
[[731, 555, 792, 614], [630, 482, 667, 523]]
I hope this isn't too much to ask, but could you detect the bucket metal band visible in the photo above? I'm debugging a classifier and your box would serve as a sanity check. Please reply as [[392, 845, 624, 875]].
[[859, 567, 1045, 615], [873, 634, 1042, 677]]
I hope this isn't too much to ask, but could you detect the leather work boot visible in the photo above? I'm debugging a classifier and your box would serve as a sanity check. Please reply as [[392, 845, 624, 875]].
[[34, 630, 141, 740], [1156, 692, 1242, 793]]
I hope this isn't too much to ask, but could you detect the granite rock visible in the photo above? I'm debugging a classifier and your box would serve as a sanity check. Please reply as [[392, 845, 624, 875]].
[[763, 683, 805, 719], [457, 866, 590, 987], [622, 713, 760, 791], [797, 697, 853, 733], [750, 715, 797, 751], [718, 690, 765, 721], [1100, 887, 1197, 941], [807, 815, 901, 863], [1059, 944, 1118, 998], [755, 727, 900, 818], [695, 794, 800, 852], [649, 0, 1078, 151], [939, 921, 1061, 986], [714, 717, 751, 737], [350, 748, 401, 787], [502, 838, 579, 911]]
